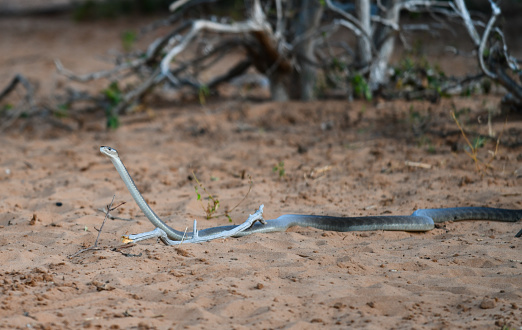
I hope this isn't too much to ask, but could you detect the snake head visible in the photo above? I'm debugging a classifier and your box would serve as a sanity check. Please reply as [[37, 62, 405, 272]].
[[100, 146, 119, 159]]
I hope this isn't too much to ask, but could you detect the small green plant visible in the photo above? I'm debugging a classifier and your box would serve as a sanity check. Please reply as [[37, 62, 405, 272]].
[[415, 135, 436, 154], [54, 103, 70, 118], [500, 325, 515, 330], [121, 30, 137, 51], [102, 81, 122, 129], [392, 56, 448, 99], [472, 136, 486, 150], [351, 74, 372, 101], [198, 84, 210, 105], [450, 109, 503, 173], [192, 171, 253, 222], [195, 184, 220, 218], [1, 103, 13, 113], [273, 161, 286, 178]]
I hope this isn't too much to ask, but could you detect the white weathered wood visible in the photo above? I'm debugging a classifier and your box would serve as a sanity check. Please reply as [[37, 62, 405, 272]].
[[125, 205, 265, 245]]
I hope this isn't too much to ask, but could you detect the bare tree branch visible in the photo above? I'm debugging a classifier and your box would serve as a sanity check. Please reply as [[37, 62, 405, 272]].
[[160, 16, 272, 84], [0, 74, 34, 104], [453, 0, 480, 44], [55, 58, 147, 83]]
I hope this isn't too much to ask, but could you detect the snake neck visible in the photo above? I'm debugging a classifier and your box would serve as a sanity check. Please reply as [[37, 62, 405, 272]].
[[109, 156, 184, 240]]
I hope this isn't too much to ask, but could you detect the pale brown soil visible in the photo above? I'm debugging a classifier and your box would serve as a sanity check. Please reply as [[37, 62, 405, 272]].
[[1, 15, 521, 330]]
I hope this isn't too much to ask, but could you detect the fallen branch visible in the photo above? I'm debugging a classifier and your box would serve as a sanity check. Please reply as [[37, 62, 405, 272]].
[[0, 74, 34, 103], [0, 74, 37, 131], [122, 205, 265, 245], [55, 58, 147, 83]]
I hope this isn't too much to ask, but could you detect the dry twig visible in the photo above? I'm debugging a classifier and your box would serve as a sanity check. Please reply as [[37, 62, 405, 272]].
[[97, 207, 133, 221], [69, 195, 125, 258]]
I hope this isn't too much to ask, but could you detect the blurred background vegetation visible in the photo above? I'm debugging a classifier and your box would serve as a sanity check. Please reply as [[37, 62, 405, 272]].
[[2, 0, 521, 20]]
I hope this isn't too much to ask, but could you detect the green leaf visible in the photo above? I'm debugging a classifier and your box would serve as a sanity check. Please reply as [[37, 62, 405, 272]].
[[104, 81, 122, 105], [351, 74, 372, 101], [106, 115, 119, 129], [472, 136, 485, 149], [198, 84, 210, 105], [121, 30, 137, 51]]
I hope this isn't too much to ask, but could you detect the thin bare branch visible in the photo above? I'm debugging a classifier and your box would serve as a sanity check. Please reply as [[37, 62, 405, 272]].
[[169, 0, 192, 12], [371, 15, 400, 31], [477, 0, 500, 79], [0, 74, 34, 104], [453, 0, 480, 45], [0, 74, 37, 131], [160, 17, 271, 84], [55, 59, 147, 83], [207, 59, 252, 89], [97, 208, 133, 221], [274, 0, 283, 39]]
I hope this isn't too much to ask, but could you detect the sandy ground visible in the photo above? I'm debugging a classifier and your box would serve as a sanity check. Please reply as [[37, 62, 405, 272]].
[[1, 15, 522, 329]]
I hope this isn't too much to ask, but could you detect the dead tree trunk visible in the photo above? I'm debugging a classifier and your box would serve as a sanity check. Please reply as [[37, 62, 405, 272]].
[[369, 0, 399, 91], [355, 0, 372, 68], [291, 0, 324, 101]]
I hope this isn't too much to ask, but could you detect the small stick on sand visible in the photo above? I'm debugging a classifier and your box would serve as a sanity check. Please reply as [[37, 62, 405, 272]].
[[69, 195, 124, 258], [405, 160, 432, 169], [97, 207, 133, 221]]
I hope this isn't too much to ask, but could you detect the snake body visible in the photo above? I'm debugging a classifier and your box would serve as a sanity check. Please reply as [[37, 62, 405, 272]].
[[100, 146, 521, 240]]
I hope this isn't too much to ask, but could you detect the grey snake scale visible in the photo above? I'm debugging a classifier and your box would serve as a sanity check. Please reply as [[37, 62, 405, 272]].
[[100, 146, 522, 240]]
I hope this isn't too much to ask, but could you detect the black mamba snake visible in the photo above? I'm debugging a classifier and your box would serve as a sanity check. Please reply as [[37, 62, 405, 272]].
[[100, 146, 522, 240]]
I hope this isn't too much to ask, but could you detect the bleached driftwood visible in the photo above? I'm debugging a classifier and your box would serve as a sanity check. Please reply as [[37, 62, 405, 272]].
[[123, 205, 265, 245]]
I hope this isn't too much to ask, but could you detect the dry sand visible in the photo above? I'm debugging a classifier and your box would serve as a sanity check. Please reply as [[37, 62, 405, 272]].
[[0, 15, 521, 330]]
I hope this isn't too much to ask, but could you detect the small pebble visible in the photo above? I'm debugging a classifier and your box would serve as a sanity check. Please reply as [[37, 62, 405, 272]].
[[479, 297, 495, 309]]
